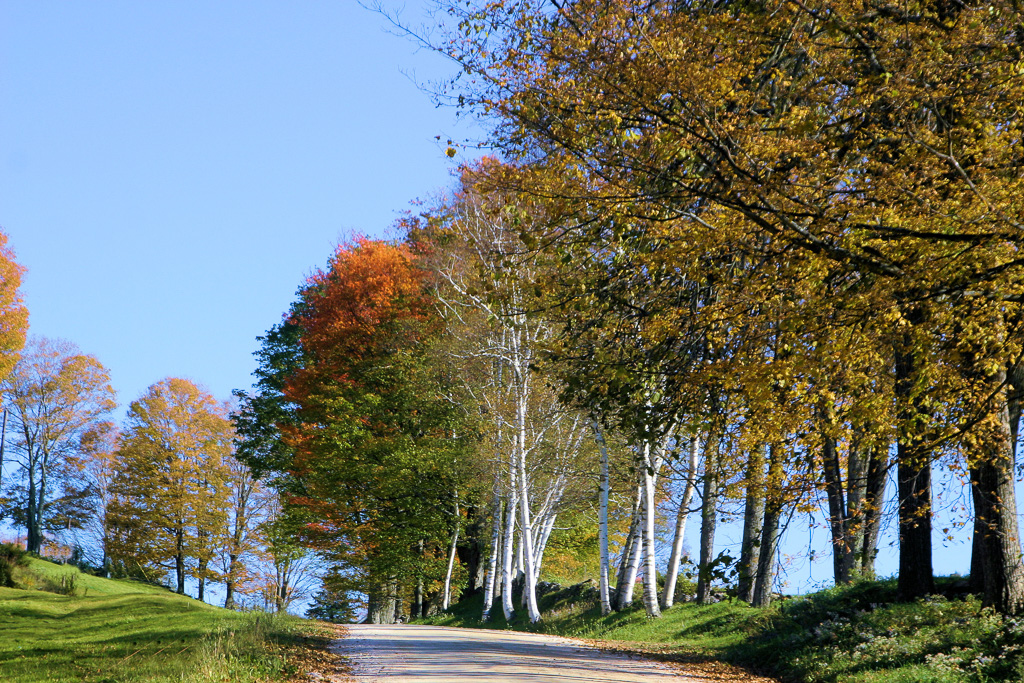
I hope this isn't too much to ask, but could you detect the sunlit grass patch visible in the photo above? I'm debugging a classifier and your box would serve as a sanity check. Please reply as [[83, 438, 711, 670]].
[[0, 558, 313, 683]]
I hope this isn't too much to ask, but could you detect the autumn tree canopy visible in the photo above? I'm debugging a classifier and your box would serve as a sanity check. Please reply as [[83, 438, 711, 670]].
[[1, 337, 116, 554], [109, 378, 232, 594], [0, 230, 28, 385], [236, 238, 477, 622], [412, 0, 1024, 614]]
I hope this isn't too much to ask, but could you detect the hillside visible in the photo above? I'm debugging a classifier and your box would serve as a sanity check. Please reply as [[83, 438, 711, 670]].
[[0, 556, 333, 683]]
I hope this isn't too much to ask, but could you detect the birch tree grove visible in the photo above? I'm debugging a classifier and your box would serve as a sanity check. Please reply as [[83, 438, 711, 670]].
[[421, 167, 593, 623], [223, 0, 1024, 619]]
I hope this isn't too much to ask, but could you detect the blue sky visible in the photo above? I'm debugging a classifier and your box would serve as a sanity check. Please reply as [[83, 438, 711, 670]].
[[1, 1, 467, 409]]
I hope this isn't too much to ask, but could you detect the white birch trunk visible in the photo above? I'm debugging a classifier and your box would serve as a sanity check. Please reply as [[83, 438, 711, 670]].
[[501, 480, 518, 621], [592, 418, 613, 615], [482, 472, 503, 620], [641, 441, 663, 618], [661, 435, 699, 609], [509, 323, 542, 623], [532, 511, 558, 583], [516, 410, 542, 622], [441, 495, 461, 610], [618, 484, 645, 609], [514, 527, 524, 577]]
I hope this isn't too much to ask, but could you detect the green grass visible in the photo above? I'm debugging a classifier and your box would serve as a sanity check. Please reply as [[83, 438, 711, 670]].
[[0, 558, 311, 683], [422, 579, 1024, 682]]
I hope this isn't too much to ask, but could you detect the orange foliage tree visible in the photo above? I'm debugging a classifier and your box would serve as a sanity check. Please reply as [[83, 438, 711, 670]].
[[237, 238, 475, 623], [0, 230, 27, 384]]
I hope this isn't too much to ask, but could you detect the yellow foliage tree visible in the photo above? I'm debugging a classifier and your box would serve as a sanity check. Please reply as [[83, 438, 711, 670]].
[[2, 337, 115, 553], [109, 378, 231, 597]]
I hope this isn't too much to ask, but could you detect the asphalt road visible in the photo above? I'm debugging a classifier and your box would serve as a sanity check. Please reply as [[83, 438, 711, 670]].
[[335, 624, 698, 682]]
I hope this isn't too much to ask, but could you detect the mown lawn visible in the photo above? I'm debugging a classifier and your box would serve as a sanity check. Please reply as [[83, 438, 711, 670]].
[[0, 558, 320, 683]]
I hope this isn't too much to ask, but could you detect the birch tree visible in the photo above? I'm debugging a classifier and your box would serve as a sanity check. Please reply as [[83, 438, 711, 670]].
[[662, 435, 698, 609], [422, 165, 593, 623]]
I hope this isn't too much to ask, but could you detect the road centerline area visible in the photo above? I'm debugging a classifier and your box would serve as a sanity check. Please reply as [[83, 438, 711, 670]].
[[335, 624, 696, 682]]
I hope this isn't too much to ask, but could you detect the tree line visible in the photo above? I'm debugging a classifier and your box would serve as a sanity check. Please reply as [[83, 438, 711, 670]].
[[237, 0, 1024, 621], [0, 251, 315, 610], [3, 0, 1022, 624]]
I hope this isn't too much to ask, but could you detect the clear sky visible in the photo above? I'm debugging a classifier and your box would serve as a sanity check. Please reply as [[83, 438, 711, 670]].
[[1, 0, 466, 409]]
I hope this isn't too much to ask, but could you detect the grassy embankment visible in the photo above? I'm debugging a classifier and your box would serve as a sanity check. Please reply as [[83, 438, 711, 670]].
[[421, 578, 1024, 683], [0, 553, 339, 683]]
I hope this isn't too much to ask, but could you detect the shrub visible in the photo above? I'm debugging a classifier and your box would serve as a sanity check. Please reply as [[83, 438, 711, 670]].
[[0, 542, 28, 587]]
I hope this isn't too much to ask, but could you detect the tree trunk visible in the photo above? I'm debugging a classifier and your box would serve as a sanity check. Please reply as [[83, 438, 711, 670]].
[[197, 524, 209, 603], [26, 465, 39, 553], [894, 329, 934, 601], [737, 443, 765, 602], [414, 576, 424, 619], [35, 460, 48, 555], [845, 437, 869, 578], [859, 444, 888, 578], [640, 441, 662, 618], [753, 443, 785, 608], [175, 529, 186, 595], [896, 444, 933, 600], [970, 516, 986, 595], [592, 418, 613, 615], [366, 579, 399, 624], [614, 483, 643, 610], [696, 435, 719, 604], [969, 367, 1024, 615], [442, 495, 461, 610], [532, 512, 558, 583], [500, 483, 518, 621], [224, 551, 239, 609], [482, 482, 503, 621], [662, 436, 698, 610], [394, 586, 405, 623], [516, 404, 542, 623], [821, 425, 854, 586]]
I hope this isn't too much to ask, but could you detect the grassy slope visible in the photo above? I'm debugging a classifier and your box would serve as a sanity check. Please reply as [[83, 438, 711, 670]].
[[0, 558, 315, 683], [421, 579, 1024, 683]]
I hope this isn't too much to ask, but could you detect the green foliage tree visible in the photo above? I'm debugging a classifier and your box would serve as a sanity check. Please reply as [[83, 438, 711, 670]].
[[236, 238, 475, 623]]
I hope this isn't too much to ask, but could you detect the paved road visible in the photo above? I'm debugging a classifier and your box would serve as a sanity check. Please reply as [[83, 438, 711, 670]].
[[335, 624, 697, 682]]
